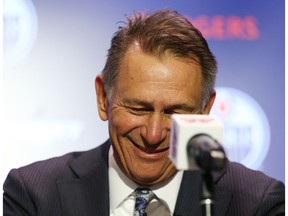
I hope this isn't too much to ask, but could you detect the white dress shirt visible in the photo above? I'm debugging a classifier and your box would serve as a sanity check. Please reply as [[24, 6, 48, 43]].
[[109, 147, 184, 216]]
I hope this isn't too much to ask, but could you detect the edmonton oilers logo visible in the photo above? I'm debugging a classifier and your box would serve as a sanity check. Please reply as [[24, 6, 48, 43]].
[[210, 87, 270, 170], [4, 0, 38, 66]]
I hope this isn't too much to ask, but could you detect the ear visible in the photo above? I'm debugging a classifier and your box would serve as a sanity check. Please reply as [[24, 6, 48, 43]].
[[203, 90, 216, 114], [95, 75, 109, 121]]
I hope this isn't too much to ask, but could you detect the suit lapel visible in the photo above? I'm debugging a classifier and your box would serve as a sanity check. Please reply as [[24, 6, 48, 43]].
[[173, 171, 202, 216], [212, 164, 233, 216], [174, 167, 233, 216], [57, 141, 110, 216], [213, 185, 233, 216]]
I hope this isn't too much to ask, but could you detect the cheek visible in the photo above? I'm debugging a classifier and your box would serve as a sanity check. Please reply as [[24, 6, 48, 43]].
[[108, 110, 144, 135]]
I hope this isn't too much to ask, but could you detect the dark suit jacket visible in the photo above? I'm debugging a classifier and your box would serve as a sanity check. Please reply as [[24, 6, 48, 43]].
[[3, 140, 285, 216]]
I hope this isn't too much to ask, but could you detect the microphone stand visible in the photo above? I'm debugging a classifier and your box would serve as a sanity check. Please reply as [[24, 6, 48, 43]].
[[187, 134, 226, 216], [201, 172, 214, 216]]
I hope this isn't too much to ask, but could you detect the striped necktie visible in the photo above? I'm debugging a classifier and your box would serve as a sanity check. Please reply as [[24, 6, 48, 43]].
[[134, 187, 155, 216]]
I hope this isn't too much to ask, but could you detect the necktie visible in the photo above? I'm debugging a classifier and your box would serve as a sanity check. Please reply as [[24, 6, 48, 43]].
[[134, 187, 155, 216]]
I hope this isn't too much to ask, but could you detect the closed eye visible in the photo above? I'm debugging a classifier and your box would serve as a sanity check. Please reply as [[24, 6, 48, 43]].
[[164, 105, 200, 116], [163, 109, 182, 115], [128, 107, 152, 115]]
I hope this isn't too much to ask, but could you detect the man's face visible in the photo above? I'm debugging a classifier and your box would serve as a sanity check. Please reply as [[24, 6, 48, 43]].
[[96, 44, 215, 186]]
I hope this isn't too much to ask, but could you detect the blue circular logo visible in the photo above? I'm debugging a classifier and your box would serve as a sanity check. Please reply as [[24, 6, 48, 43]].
[[4, 0, 38, 66], [210, 87, 270, 170]]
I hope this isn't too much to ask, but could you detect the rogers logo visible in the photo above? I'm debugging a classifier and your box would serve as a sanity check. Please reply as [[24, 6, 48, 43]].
[[187, 15, 260, 41]]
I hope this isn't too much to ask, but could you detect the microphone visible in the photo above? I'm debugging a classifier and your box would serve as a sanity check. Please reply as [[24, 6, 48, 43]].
[[169, 114, 226, 172]]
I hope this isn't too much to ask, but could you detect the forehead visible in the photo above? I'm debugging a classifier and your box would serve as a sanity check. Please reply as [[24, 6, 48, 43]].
[[113, 45, 203, 106], [118, 45, 202, 84]]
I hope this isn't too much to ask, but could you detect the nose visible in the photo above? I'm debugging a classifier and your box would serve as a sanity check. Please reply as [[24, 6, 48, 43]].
[[141, 112, 169, 145]]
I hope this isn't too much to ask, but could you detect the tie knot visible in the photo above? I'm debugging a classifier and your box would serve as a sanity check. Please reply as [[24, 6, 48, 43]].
[[134, 188, 155, 216]]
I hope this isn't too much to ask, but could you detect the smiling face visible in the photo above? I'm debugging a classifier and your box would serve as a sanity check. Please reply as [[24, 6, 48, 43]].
[[96, 44, 215, 186]]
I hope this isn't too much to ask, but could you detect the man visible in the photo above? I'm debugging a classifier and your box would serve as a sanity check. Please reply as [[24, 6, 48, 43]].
[[3, 9, 284, 216]]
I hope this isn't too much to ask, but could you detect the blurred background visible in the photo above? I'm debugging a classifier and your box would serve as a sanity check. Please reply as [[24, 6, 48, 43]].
[[2, 0, 285, 195]]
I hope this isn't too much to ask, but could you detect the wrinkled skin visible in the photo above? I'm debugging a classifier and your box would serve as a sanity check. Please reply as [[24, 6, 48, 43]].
[[95, 44, 215, 186]]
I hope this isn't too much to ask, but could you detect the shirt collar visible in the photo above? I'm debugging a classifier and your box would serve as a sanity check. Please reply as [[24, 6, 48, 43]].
[[108, 146, 184, 213], [109, 146, 138, 211]]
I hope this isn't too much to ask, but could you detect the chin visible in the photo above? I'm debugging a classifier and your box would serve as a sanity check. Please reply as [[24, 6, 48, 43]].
[[132, 170, 176, 186], [134, 177, 160, 186]]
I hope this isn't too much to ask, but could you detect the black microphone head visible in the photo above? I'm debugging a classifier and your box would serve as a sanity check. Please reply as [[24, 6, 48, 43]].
[[187, 134, 226, 172]]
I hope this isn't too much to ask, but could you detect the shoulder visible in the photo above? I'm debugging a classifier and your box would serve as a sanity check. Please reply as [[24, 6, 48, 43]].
[[3, 141, 110, 215], [5, 140, 110, 186], [217, 160, 285, 214], [220, 161, 284, 188]]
